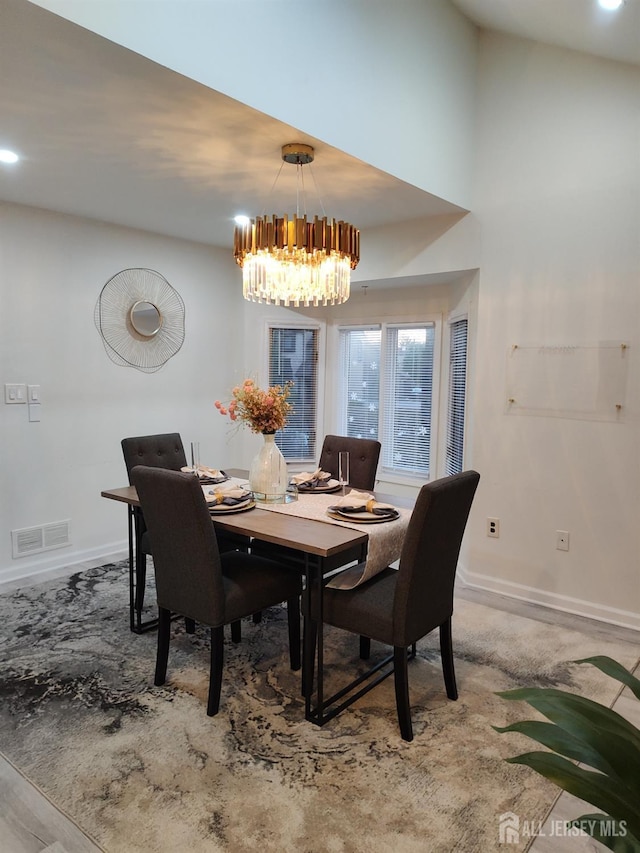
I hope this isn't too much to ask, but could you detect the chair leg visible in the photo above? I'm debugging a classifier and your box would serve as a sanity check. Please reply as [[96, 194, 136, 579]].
[[154, 606, 171, 686], [185, 618, 196, 634], [359, 636, 371, 659], [287, 596, 301, 671], [440, 617, 458, 700], [393, 646, 413, 742], [207, 626, 224, 716], [230, 620, 241, 643], [253, 611, 262, 624]]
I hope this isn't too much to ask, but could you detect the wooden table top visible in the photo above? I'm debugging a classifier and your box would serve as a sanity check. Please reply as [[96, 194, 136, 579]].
[[101, 482, 368, 560]]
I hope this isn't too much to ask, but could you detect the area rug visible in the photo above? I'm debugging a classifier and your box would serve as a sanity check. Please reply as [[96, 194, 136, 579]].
[[0, 561, 638, 853]]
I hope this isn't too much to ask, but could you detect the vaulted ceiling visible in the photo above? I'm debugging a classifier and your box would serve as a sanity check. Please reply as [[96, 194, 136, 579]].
[[1, 0, 637, 248]]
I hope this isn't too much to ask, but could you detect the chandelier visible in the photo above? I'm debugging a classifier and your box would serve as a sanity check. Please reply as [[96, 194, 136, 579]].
[[233, 143, 359, 307]]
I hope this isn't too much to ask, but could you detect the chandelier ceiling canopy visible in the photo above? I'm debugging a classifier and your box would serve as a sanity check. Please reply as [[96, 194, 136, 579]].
[[233, 143, 359, 307]]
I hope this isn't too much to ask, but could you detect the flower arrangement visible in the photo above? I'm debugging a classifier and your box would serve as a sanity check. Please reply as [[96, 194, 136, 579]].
[[215, 379, 293, 434]]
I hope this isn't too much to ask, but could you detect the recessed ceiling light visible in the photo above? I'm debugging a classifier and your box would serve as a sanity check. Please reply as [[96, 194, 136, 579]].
[[598, 0, 624, 10], [0, 149, 19, 164], [234, 215, 251, 226]]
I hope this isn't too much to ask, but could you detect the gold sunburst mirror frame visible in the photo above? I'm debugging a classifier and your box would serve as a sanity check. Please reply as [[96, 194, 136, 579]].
[[94, 268, 185, 373]]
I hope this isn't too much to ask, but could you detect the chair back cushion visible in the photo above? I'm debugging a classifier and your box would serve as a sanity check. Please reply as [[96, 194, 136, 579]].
[[319, 435, 381, 491], [393, 470, 480, 646], [121, 433, 187, 483], [131, 466, 225, 626]]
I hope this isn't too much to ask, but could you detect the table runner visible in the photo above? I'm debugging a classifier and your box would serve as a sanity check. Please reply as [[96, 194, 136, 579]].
[[259, 493, 412, 589]]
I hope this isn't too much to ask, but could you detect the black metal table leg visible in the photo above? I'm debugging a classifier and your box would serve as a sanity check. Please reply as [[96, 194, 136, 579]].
[[127, 505, 159, 634]]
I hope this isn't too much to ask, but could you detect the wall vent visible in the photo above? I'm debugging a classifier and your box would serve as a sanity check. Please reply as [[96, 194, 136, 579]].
[[12, 520, 71, 558]]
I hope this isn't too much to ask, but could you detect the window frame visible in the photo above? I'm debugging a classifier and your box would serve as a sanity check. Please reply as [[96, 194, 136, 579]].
[[444, 314, 469, 476], [263, 319, 325, 466], [337, 317, 442, 485]]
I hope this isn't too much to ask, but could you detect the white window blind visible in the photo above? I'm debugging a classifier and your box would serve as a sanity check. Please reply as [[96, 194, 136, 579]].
[[338, 327, 381, 439], [268, 326, 319, 461], [382, 324, 435, 476], [445, 318, 468, 476]]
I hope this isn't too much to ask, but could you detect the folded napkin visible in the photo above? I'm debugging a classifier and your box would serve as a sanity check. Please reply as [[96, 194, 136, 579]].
[[332, 490, 396, 516], [181, 465, 227, 481], [203, 483, 251, 506], [291, 468, 332, 488]]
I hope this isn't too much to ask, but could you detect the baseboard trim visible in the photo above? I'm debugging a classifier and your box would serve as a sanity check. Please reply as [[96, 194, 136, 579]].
[[0, 542, 128, 589], [458, 564, 640, 632]]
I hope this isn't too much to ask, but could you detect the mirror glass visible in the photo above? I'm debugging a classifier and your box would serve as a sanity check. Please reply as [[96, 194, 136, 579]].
[[129, 301, 162, 337]]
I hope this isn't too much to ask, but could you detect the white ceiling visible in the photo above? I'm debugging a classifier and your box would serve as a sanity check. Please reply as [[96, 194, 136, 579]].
[[452, 0, 640, 67], [1, 0, 637, 250]]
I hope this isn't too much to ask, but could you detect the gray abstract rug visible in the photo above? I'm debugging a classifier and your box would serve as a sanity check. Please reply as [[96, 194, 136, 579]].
[[0, 561, 638, 853]]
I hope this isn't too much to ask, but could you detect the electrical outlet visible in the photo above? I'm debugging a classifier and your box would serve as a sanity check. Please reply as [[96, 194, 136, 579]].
[[556, 530, 570, 551], [487, 517, 500, 538]]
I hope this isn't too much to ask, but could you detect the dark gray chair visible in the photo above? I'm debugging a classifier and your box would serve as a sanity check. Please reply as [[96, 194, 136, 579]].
[[121, 433, 188, 623], [122, 433, 248, 628], [309, 470, 480, 741], [319, 434, 381, 491], [131, 466, 302, 716]]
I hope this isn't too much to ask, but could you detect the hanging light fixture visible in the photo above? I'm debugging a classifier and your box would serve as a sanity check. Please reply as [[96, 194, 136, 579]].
[[233, 143, 359, 306]]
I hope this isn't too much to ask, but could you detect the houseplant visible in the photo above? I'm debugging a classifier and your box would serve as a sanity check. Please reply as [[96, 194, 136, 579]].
[[215, 379, 293, 501], [495, 655, 640, 850]]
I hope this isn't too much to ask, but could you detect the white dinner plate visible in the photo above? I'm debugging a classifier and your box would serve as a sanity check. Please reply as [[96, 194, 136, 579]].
[[208, 500, 256, 515], [296, 478, 341, 493], [327, 507, 399, 524]]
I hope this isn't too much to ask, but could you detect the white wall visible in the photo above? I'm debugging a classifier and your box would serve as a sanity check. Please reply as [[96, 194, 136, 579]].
[[0, 202, 245, 583], [467, 34, 640, 628], [27, 0, 478, 209]]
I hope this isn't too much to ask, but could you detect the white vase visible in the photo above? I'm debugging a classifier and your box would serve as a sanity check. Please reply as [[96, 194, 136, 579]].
[[249, 432, 289, 502]]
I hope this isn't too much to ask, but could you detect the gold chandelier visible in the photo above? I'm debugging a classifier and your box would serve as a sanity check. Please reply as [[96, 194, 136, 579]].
[[233, 144, 359, 307]]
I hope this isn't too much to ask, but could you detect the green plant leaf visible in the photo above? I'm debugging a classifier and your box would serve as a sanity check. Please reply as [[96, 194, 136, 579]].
[[497, 687, 640, 753], [494, 713, 640, 794], [505, 752, 640, 840], [569, 813, 640, 853], [574, 656, 640, 702]]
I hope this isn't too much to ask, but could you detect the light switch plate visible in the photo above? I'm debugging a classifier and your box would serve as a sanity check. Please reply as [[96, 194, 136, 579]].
[[5, 383, 27, 404]]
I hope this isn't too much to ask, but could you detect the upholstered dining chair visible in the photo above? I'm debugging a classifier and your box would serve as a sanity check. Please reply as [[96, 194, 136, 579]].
[[121, 433, 188, 620], [318, 434, 381, 491], [122, 433, 249, 626], [309, 469, 480, 741], [131, 466, 302, 716]]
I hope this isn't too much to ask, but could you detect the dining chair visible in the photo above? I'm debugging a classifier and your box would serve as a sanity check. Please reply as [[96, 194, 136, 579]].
[[121, 433, 249, 627], [318, 434, 381, 491], [308, 469, 480, 741], [121, 433, 188, 623], [131, 466, 302, 716]]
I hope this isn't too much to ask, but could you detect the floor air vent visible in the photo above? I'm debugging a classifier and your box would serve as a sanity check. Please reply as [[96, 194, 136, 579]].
[[12, 520, 71, 558]]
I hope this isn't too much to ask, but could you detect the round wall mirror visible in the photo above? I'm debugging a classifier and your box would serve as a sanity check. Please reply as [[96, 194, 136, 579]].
[[129, 300, 162, 337], [95, 268, 185, 373]]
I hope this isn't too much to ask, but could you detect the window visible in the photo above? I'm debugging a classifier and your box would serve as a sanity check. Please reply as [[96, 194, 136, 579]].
[[445, 318, 468, 475], [339, 323, 436, 478], [268, 326, 319, 462], [338, 327, 381, 441]]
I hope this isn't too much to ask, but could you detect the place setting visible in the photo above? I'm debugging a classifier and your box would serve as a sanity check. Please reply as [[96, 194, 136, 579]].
[[202, 481, 255, 514], [181, 441, 230, 484], [290, 468, 341, 493], [327, 490, 400, 524]]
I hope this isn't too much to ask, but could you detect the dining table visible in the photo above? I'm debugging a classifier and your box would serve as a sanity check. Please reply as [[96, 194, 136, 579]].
[[101, 468, 413, 726]]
